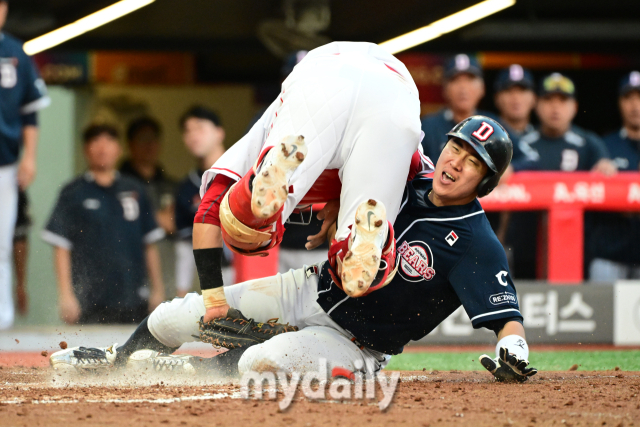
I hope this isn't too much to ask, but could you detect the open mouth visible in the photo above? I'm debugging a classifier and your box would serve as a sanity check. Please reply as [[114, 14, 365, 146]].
[[442, 171, 456, 183]]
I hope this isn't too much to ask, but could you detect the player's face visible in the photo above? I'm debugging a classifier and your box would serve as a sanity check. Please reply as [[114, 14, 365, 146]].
[[84, 134, 122, 172], [619, 91, 640, 130], [182, 118, 224, 158], [495, 86, 536, 122], [536, 94, 577, 134], [432, 138, 488, 206], [444, 74, 485, 114], [129, 126, 160, 166], [0, 2, 7, 31]]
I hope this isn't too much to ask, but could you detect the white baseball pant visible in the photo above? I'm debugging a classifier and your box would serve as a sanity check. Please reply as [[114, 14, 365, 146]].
[[0, 164, 18, 330], [147, 264, 388, 376], [200, 42, 423, 241]]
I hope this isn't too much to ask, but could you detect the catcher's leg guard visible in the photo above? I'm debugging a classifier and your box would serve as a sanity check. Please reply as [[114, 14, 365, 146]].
[[220, 135, 306, 256], [328, 199, 397, 297]]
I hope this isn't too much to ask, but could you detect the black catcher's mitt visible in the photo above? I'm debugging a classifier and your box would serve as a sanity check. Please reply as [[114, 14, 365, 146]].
[[199, 307, 298, 349]]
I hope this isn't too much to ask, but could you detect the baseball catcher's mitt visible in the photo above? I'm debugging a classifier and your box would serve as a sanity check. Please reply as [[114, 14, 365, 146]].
[[199, 308, 298, 349]]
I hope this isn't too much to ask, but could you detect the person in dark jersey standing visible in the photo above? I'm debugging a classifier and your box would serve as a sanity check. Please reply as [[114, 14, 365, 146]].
[[51, 116, 536, 383], [0, 0, 50, 329]]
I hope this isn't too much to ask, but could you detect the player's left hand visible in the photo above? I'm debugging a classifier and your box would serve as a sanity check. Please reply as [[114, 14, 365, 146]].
[[306, 199, 340, 250], [591, 159, 617, 176], [17, 155, 37, 190], [479, 347, 538, 383]]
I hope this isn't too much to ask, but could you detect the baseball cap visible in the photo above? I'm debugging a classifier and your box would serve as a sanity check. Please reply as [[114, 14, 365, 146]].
[[539, 73, 576, 98], [444, 54, 483, 80], [619, 71, 640, 96], [494, 64, 535, 92]]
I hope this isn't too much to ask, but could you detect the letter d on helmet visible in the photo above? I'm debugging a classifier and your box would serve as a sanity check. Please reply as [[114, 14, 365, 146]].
[[446, 115, 513, 197]]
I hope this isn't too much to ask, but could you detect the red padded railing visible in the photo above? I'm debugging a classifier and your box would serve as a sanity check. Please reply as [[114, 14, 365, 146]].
[[481, 172, 640, 284]]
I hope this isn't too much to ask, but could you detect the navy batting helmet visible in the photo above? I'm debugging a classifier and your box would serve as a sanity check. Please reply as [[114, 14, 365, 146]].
[[446, 116, 513, 197]]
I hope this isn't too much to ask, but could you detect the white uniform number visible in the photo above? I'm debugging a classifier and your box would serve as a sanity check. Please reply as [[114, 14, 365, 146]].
[[560, 149, 579, 172], [120, 196, 140, 221], [0, 62, 17, 88]]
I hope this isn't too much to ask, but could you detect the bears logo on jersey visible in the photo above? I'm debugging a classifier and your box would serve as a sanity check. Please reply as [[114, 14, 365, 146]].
[[396, 240, 436, 283]]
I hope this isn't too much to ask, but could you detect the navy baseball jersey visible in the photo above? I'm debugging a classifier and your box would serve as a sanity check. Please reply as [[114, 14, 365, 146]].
[[317, 176, 521, 355], [0, 32, 50, 166], [420, 109, 497, 163], [585, 129, 640, 265], [42, 173, 164, 310], [514, 125, 609, 172], [175, 169, 203, 240]]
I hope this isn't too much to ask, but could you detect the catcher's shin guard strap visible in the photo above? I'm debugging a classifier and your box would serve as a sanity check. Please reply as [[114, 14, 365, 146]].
[[193, 248, 224, 291]]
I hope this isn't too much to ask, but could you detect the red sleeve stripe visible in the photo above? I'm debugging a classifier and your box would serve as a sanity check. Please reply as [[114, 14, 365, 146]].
[[209, 167, 242, 180]]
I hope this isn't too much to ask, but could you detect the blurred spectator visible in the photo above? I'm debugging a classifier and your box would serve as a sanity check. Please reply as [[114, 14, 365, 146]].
[[120, 116, 176, 234], [494, 65, 536, 139], [420, 54, 495, 162], [174, 106, 233, 296], [120, 116, 176, 296], [13, 190, 31, 316], [42, 124, 165, 324], [491, 65, 537, 244], [0, 0, 50, 330], [506, 73, 616, 279], [587, 71, 640, 281]]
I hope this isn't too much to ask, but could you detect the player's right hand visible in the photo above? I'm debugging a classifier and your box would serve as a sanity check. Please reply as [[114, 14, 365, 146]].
[[479, 347, 537, 383], [59, 293, 81, 324]]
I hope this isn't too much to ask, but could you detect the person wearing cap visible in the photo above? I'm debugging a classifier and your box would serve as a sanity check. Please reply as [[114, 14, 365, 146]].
[[0, 0, 51, 329], [174, 106, 233, 296], [494, 64, 536, 144], [586, 71, 640, 281], [420, 53, 495, 163], [506, 73, 616, 279]]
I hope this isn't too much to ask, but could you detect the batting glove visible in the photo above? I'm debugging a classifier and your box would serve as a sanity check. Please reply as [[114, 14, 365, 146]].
[[479, 347, 538, 383]]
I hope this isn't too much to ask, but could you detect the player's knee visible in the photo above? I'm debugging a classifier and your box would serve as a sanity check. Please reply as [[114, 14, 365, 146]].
[[147, 292, 205, 348]]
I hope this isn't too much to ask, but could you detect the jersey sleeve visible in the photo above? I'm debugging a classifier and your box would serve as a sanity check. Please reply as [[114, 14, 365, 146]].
[[138, 186, 165, 244], [19, 53, 50, 115], [42, 188, 75, 250], [448, 232, 522, 329]]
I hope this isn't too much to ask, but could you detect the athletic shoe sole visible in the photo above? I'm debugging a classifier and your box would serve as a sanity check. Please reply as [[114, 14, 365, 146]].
[[251, 135, 307, 219], [127, 349, 196, 375], [49, 344, 118, 374], [341, 199, 388, 297]]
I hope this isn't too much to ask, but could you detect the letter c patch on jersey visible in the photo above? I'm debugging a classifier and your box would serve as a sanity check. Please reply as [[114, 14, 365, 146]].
[[471, 121, 495, 141], [495, 270, 509, 286]]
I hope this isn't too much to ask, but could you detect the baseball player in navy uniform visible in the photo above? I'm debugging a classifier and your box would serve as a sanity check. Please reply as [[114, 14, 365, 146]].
[[0, 0, 50, 329], [174, 106, 233, 296], [420, 54, 496, 163], [43, 124, 166, 324], [51, 116, 536, 384], [506, 72, 616, 278], [587, 71, 640, 280]]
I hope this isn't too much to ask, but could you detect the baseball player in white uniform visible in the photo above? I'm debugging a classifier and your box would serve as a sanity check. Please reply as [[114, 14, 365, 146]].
[[191, 41, 428, 325]]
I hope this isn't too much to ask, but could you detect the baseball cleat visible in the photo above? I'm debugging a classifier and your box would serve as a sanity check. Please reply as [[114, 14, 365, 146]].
[[126, 349, 196, 375], [341, 199, 388, 297], [251, 135, 307, 219], [49, 343, 119, 373]]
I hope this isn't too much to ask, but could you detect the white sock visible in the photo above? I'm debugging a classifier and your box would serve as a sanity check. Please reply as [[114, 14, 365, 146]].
[[496, 335, 529, 361]]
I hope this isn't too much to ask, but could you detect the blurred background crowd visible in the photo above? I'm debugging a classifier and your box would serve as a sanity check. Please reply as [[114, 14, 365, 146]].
[[1, 0, 639, 329]]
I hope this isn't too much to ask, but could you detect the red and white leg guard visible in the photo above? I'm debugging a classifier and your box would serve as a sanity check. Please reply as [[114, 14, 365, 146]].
[[219, 135, 307, 257], [327, 199, 398, 297]]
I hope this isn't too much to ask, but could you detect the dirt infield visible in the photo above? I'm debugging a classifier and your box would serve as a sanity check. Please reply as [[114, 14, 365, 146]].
[[1, 366, 638, 427]]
